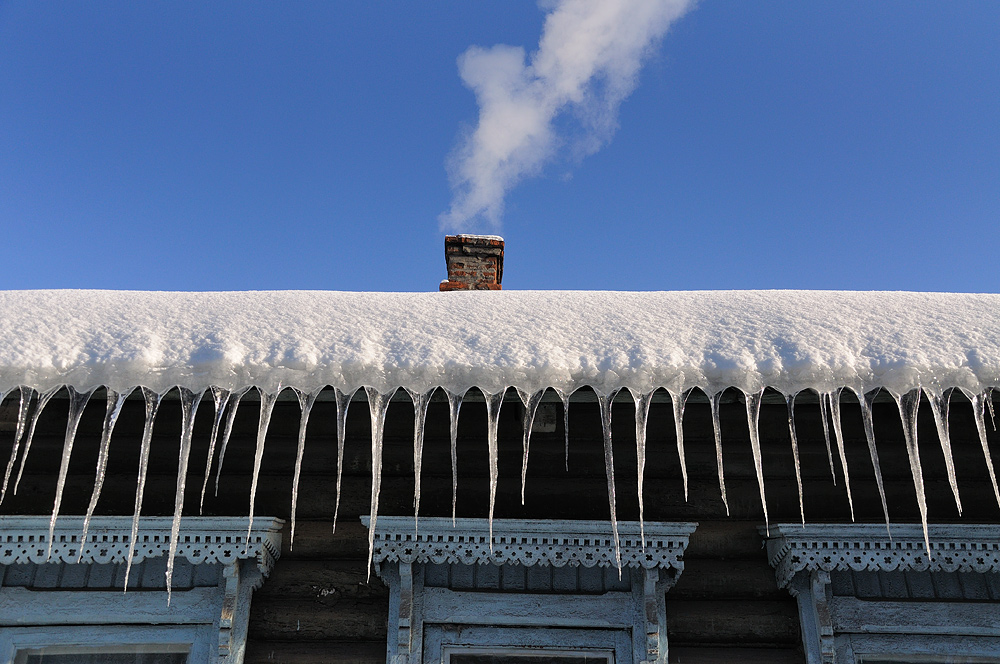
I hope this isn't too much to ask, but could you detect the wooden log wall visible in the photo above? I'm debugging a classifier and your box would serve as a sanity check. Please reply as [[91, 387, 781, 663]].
[[1, 387, 999, 664]]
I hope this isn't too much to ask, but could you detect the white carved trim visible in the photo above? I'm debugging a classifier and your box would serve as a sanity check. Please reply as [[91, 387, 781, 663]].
[[362, 517, 696, 571], [762, 524, 1000, 589], [0, 516, 283, 579]]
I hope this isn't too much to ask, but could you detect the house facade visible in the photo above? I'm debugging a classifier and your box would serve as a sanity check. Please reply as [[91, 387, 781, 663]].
[[0, 237, 998, 663]]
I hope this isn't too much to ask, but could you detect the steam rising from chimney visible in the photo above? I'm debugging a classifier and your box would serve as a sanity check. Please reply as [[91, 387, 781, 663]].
[[439, 0, 694, 231]]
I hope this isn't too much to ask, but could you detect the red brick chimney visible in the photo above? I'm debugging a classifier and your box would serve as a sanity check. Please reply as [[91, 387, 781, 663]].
[[439, 235, 504, 291]]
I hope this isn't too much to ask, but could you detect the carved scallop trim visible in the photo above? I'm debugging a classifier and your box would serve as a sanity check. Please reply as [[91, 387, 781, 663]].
[[362, 517, 697, 570], [762, 524, 1000, 588], [0, 516, 283, 577]]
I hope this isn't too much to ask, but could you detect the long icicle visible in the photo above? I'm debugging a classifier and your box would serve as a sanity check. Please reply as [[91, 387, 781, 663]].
[[895, 388, 932, 556], [0, 387, 13, 502], [596, 389, 622, 571], [364, 387, 396, 580], [515, 388, 544, 505], [1, 386, 33, 504], [708, 390, 729, 515], [13, 385, 61, 495], [331, 388, 353, 535], [554, 388, 571, 472], [628, 388, 654, 546], [213, 386, 251, 497], [166, 387, 204, 604], [926, 387, 962, 515], [785, 392, 805, 525], [290, 387, 320, 550], [47, 386, 94, 559], [484, 388, 505, 547], [79, 388, 132, 559], [744, 389, 770, 533], [968, 389, 1000, 510], [445, 389, 463, 525], [857, 388, 891, 533], [818, 389, 837, 485], [669, 389, 691, 501], [405, 388, 434, 533], [198, 386, 231, 514], [247, 388, 280, 546], [125, 388, 163, 590], [828, 388, 855, 521]]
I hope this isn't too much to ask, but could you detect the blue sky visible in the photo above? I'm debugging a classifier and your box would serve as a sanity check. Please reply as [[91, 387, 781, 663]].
[[1, 1, 997, 292]]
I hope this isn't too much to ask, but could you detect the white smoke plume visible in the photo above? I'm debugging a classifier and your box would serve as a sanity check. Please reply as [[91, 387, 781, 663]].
[[440, 0, 694, 231]]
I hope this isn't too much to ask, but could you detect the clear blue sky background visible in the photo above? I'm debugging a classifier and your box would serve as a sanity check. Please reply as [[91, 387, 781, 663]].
[[1, 2, 997, 292]]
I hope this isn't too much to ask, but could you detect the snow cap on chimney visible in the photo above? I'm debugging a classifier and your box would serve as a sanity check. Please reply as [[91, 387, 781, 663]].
[[440, 235, 504, 291]]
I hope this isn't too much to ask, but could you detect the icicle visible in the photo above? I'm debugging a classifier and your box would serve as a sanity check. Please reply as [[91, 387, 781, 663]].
[[743, 389, 770, 532], [515, 388, 544, 505], [857, 388, 891, 533], [125, 388, 162, 589], [785, 393, 805, 526], [895, 388, 931, 556], [1, 387, 32, 504], [827, 388, 855, 521], [968, 389, 1000, 510], [0, 387, 13, 503], [247, 388, 280, 545], [816, 390, 837, 484], [405, 388, 434, 532], [331, 388, 353, 535], [166, 387, 204, 604], [668, 389, 691, 501], [79, 388, 131, 559], [708, 391, 729, 515], [13, 385, 61, 495], [628, 389, 654, 546], [213, 386, 251, 497], [554, 388, 570, 472], [988, 390, 997, 430], [47, 386, 95, 559], [290, 388, 320, 550], [198, 387, 231, 514], [595, 389, 623, 571], [444, 389, 463, 526], [926, 387, 962, 515], [364, 387, 396, 580], [484, 389, 505, 547]]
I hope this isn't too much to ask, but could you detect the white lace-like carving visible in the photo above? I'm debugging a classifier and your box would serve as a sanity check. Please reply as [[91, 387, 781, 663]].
[[363, 517, 697, 570], [0, 516, 283, 576], [764, 524, 1000, 588]]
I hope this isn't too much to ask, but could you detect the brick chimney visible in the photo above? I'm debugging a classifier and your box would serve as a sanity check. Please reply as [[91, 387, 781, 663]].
[[439, 235, 504, 291]]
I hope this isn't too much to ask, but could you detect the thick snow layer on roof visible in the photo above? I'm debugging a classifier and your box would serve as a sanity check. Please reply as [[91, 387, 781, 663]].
[[0, 289, 997, 397]]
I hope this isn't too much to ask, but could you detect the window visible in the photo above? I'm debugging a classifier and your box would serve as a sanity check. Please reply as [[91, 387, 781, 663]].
[[763, 524, 1000, 664], [0, 516, 283, 664], [364, 516, 697, 664], [4, 627, 205, 664]]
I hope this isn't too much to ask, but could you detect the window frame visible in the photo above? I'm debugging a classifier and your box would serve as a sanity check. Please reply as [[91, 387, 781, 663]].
[[0, 515, 283, 664], [364, 516, 697, 664], [762, 523, 1000, 664], [1, 624, 213, 664]]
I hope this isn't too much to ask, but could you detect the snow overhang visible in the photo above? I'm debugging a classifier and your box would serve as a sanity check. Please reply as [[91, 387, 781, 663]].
[[0, 289, 997, 398]]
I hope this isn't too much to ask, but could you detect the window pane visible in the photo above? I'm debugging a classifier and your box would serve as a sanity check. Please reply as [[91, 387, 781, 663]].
[[451, 655, 610, 664], [23, 654, 187, 664]]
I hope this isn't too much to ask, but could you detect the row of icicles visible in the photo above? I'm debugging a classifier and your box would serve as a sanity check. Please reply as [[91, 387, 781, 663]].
[[0, 384, 998, 599]]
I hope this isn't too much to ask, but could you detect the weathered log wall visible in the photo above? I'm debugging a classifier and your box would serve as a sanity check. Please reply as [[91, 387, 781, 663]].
[[2, 388, 998, 664]]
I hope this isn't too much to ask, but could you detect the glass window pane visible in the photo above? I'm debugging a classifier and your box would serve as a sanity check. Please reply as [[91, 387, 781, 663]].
[[23, 653, 187, 664], [451, 655, 610, 664]]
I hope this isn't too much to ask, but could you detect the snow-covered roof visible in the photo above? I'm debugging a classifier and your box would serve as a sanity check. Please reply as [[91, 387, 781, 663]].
[[0, 289, 997, 398], [2, 289, 997, 576]]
